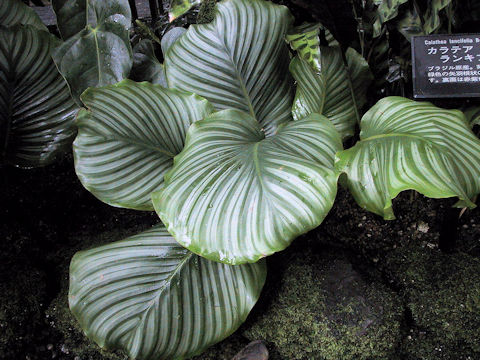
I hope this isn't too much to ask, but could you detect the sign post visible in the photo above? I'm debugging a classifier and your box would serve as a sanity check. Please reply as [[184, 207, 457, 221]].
[[412, 34, 480, 98]]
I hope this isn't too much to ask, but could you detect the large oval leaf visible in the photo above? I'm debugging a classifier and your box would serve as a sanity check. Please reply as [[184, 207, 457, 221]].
[[165, 0, 294, 136], [52, 0, 133, 105], [290, 46, 372, 139], [0, 0, 47, 31], [74, 79, 214, 210], [70, 225, 266, 360], [336, 97, 480, 220], [0, 25, 77, 168], [152, 110, 342, 264], [52, 0, 87, 40]]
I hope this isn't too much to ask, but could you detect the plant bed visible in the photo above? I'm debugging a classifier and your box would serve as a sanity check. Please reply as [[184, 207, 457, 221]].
[[2, 0, 480, 359]]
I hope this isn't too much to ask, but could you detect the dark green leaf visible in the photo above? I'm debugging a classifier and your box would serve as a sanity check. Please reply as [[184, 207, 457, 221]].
[[373, 0, 408, 37], [131, 39, 166, 86], [423, 0, 453, 34], [0, 25, 77, 168], [52, 0, 87, 40], [396, 7, 424, 42], [52, 0, 133, 105]]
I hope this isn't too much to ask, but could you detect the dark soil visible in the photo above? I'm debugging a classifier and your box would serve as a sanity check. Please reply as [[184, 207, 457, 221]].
[[0, 154, 158, 360]]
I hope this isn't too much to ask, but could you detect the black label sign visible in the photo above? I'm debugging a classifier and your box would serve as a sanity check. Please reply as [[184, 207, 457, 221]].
[[412, 34, 480, 98]]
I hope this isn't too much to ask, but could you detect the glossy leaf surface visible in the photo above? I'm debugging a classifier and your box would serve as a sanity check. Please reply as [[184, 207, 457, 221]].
[[0, 25, 77, 168], [131, 40, 166, 86], [153, 110, 342, 264], [52, 0, 133, 105], [52, 0, 87, 40], [165, 0, 294, 136], [74, 80, 213, 210], [336, 97, 480, 219], [0, 0, 47, 30], [290, 46, 372, 139], [70, 225, 266, 360]]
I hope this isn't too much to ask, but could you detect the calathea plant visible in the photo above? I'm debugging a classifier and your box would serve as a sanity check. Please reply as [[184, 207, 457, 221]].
[[64, 0, 480, 359], [0, 0, 77, 168]]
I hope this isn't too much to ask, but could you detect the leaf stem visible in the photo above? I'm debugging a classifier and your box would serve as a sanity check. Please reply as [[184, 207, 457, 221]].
[[340, 46, 361, 125]]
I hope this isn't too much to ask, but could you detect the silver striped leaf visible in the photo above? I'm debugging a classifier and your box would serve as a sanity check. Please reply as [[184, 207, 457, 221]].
[[69, 225, 266, 360], [0, 0, 47, 31], [0, 25, 77, 168], [335, 97, 480, 220], [290, 46, 372, 139], [164, 0, 294, 137], [74, 79, 214, 210], [152, 110, 342, 265]]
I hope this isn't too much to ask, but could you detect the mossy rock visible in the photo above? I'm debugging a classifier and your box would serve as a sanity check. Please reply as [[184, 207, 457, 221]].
[[384, 246, 480, 359], [244, 249, 403, 360]]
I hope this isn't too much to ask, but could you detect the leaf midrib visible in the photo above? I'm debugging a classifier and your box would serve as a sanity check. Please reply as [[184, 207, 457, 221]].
[[92, 29, 103, 85], [88, 2, 103, 86], [130, 251, 194, 335], [252, 142, 266, 189], [215, 28, 257, 121]]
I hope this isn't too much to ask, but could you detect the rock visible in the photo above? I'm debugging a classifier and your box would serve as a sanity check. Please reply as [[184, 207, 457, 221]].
[[232, 340, 268, 360], [384, 246, 480, 360], [244, 248, 403, 360]]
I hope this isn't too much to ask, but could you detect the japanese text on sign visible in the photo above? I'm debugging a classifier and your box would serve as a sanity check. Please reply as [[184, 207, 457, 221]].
[[412, 34, 480, 98]]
